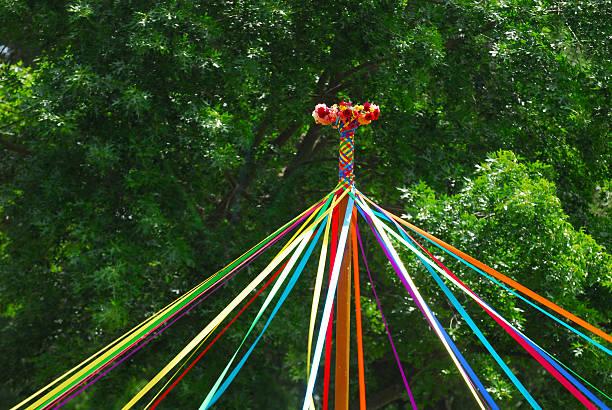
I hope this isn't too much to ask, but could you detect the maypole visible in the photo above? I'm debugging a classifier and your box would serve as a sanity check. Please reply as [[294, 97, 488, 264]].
[[12, 97, 612, 410], [313, 101, 380, 409]]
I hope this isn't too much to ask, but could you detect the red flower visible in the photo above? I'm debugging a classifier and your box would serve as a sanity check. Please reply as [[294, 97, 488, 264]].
[[312, 101, 378, 126]]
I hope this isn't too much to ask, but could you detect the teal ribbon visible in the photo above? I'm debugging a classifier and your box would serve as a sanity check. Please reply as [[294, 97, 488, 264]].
[[387, 216, 541, 408], [370, 207, 611, 407], [353, 195, 499, 409], [202, 214, 329, 409], [370, 210, 611, 357]]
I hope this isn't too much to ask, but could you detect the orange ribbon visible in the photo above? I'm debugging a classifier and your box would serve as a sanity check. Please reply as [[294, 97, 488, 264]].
[[375, 202, 612, 344]]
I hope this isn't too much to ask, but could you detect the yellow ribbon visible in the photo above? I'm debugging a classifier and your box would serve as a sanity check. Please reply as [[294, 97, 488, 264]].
[[122, 190, 348, 409], [17, 193, 332, 410], [142, 191, 333, 410], [305, 205, 332, 410], [355, 194, 486, 410]]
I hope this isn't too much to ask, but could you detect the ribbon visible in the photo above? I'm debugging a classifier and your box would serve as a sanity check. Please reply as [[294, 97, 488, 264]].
[[17, 191, 334, 410], [203, 214, 330, 408], [371, 203, 603, 409], [54, 275, 230, 409], [306, 197, 333, 410], [355, 224, 418, 409], [354, 194, 496, 410], [351, 211, 367, 410], [122, 190, 348, 409], [360, 193, 612, 345], [367, 207, 611, 357], [398, 223, 612, 402], [302, 195, 355, 410], [323, 197, 340, 410], [199, 195, 333, 409], [381, 212, 540, 408], [147, 261, 288, 409]]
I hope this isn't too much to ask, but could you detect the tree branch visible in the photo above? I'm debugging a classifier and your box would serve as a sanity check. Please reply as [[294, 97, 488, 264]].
[[212, 59, 383, 222], [0, 131, 31, 155], [324, 60, 382, 96]]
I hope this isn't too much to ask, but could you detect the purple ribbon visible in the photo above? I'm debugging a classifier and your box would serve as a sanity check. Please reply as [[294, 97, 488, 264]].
[[356, 224, 418, 410]]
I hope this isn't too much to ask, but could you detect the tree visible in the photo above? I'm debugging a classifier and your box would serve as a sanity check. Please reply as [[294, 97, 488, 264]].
[[0, 0, 609, 408], [378, 151, 611, 408]]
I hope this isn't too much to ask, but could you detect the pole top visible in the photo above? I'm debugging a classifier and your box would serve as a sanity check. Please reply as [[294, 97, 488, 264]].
[[312, 101, 380, 190], [312, 101, 380, 127]]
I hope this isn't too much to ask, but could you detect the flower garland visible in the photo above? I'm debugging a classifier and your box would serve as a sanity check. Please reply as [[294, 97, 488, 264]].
[[312, 101, 380, 127]]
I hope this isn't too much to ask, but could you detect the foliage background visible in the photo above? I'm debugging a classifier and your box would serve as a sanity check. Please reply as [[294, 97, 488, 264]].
[[0, 1, 610, 408]]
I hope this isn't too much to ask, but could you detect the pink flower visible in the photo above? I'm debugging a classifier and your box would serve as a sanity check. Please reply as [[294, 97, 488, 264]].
[[312, 103, 336, 125]]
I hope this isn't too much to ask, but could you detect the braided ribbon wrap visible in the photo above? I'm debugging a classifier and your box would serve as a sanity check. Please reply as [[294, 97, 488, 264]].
[[312, 101, 380, 190], [338, 119, 358, 189]]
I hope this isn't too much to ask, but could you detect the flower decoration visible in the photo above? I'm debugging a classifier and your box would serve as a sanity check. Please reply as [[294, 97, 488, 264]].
[[312, 101, 380, 127], [312, 103, 337, 125]]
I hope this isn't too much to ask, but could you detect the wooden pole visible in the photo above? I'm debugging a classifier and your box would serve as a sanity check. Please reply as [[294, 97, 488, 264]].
[[334, 195, 351, 410]]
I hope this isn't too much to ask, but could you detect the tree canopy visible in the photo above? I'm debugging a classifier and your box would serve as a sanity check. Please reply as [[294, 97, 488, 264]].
[[0, 0, 610, 408]]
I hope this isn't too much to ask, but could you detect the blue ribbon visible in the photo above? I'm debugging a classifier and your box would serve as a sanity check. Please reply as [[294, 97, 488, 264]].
[[370, 210, 611, 357], [389, 218, 540, 408], [371, 207, 610, 409], [354, 201, 499, 409], [203, 216, 329, 409]]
